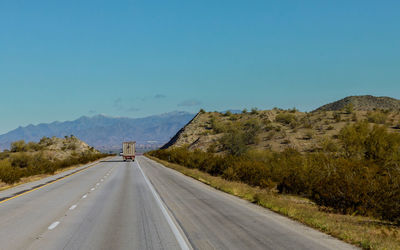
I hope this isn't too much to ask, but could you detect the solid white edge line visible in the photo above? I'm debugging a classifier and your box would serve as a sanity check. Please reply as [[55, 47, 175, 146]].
[[136, 158, 191, 250], [48, 221, 60, 230]]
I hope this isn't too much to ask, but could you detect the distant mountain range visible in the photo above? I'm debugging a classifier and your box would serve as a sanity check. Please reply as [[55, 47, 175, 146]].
[[0, 111, 195, 152]]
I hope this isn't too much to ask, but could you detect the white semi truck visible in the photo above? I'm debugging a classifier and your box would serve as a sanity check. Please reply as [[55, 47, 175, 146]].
[[122, 141, 136, 161]]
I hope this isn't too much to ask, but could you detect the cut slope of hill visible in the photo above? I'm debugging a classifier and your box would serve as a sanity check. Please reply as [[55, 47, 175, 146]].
[[0, 112, 195, 151], [314, 95, 400, 112], [163, 98, 400, 153]]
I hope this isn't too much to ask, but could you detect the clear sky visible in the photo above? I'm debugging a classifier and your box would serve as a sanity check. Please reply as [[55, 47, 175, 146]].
[[0, 1, 399, 134]]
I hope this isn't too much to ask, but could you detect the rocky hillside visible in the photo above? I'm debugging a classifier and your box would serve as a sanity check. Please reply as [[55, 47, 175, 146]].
[[9, 136, 98, 161], [163, 97, 400, 153], [314, 95, 400, 112]]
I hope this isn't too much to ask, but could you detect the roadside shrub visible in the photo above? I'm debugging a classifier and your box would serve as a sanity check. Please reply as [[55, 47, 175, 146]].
[[320, 138, 338, 152], [251, 107, 259, 114], [225, 160, 273, 188], [10, 140, 27, 152], [275, 113, 297, 125], [210, 118, 231, 133], [367, 111, 388, 124], [224, 111, 232, 116], [301, 117, 313, 129], [0, 151, 109, 184], [242, 119, 261, 144], [0, 159, 22, 184], [339, 121, 370, 159], [339, 121, 400, 163], [219, 129, 248, 156], [10, 153, 30, 168]]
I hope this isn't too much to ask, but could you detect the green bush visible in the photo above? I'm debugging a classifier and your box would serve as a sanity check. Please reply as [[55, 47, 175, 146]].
[[210, 118, 231, 133], [10, 140, 27, 152], [0, 159, 22, 184], [367, 111, 388, 124], [275, 113, 297, 125], [301, 117, 313, 128], [320, 138, 338, 152], [219, 129, 248, 156], [224, 111, 232, 116], [251, 107, 259, 114], [242, 119, 261, 144]]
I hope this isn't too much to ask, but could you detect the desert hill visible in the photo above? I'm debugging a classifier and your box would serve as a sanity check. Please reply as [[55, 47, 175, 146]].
[[7, 135, 98, 161], [314, 95, 400, 112], [162, 97, 400, 154]]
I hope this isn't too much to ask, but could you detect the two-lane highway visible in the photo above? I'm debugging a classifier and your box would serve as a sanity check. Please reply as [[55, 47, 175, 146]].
[[0, 156, 356, 250]]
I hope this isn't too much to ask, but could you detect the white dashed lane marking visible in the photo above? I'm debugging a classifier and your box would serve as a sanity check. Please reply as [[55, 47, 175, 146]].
[[48, 221, 60, 230], [44, 167, 116, 234]]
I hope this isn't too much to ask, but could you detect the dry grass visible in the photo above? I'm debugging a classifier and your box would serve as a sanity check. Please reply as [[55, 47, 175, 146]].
[[147, 155, 400, 250], [0, 156, 110, 192]]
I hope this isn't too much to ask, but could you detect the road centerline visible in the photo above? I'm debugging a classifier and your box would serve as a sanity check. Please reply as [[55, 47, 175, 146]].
[[48, 221, 60, 230]]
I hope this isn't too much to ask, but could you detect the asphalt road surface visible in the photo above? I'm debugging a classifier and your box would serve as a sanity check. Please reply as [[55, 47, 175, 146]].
[[0, 156, 356, 250]]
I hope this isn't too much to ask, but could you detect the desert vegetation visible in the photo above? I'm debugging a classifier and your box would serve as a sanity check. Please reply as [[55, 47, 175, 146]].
[[0, 136, 109, 184], [149, 120, 400, 224]]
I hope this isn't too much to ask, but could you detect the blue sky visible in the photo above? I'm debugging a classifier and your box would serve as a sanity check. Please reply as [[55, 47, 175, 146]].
[[0, 1, 399, 134]]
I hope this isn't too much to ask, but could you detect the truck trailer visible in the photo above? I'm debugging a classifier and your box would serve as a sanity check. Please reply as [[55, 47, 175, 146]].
[[122, 141, 136, 161]]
